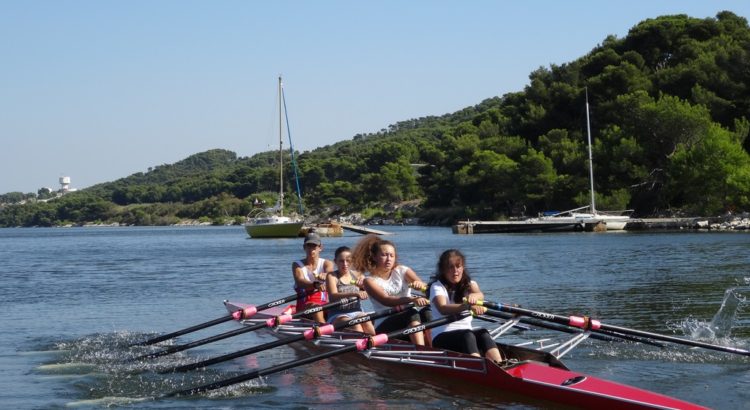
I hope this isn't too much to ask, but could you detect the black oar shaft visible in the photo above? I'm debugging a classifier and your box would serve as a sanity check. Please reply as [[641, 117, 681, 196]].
[[144, 322, 267, 359], [163, 311, 468, 398], [482, 309, 663, 347], [482, 309, 617, 343], [136, 315, 235, 347], [167, 303, 413, 373], [134, 293, 300, 346], [137, 297, 356, 361], [483, 301, 749, 356]]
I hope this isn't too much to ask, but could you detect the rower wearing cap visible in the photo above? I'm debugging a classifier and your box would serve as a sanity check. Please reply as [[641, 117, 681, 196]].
[[292, 232, 334, 322]]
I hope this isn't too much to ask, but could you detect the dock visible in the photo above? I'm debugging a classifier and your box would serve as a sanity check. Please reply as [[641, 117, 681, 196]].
[[453, 217, 726, 234], [340, 223, 393, 235], [453, 220, 587, 234]]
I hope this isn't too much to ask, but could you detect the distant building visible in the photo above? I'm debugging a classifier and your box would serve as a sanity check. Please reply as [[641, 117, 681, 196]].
[[59, 176, 77, 194]]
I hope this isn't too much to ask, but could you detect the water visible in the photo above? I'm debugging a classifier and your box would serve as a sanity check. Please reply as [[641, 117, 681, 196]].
[[1, 226, 749, 409]]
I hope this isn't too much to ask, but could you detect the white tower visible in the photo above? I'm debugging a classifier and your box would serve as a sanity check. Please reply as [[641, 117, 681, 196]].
[[59, 176, 71, 193]]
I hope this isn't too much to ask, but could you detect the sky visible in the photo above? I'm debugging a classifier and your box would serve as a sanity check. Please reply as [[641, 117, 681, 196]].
[[2, 1, 749, 194]]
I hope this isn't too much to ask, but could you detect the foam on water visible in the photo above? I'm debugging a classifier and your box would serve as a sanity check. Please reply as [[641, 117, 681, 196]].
[[18, 349, 69, 356], [65, 395, 151, 408], [35, 362, 98, 374]]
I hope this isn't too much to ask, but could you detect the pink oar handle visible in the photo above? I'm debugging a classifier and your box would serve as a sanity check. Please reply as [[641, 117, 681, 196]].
[[568, 315, 601, 330], [303, 324, 335, 340], [355, 334, 389, 351], [232, 306, 258, 320], [266, 314, 293, 327]]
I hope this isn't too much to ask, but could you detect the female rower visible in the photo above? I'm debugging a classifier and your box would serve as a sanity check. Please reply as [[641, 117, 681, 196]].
[[428, 249, 503, 362], [351, 234, 430, 345], [325, 246, 376, 334], [292, 232, 334, 322]]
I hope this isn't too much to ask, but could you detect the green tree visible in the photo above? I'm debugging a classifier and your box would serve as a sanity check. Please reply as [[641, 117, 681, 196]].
[[667, 123, 750, 214]]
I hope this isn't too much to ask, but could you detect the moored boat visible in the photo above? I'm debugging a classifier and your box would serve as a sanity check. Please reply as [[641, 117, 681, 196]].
[[244, 213, 304, 238], [244, 76, 305, 239]]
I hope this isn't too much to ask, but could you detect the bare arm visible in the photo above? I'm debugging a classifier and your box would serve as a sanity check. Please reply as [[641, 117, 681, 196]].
[[465, 281, 484, 304], [364, 277, 427, 307], [292, 262, 316, 289], [327, 272, 368, 302], [403, 267, 427, 291], [431, 281, 484, 315], [319, 260, 335, 280], [431, 293, 468, 315], [465, 281, 487, 315]]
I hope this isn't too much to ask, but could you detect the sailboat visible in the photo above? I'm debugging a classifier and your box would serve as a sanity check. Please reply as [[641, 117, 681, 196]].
[[539, 90, 632, 231], [244, 77, 305, 238]]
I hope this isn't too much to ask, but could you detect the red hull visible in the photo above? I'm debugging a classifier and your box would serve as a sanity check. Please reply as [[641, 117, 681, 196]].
[[425, 352, 703, 409]]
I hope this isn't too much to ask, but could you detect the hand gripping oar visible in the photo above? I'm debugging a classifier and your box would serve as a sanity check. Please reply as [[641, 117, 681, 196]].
[[131, 293, 301, 347], [132, 297, 355, 361], [163, 302, 416, 373], [161, 311, 470, 398], [478, 300, 750, 357]]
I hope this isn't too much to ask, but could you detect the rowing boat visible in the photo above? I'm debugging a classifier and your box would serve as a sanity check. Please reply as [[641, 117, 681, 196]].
[[223, 301, 706, 409]]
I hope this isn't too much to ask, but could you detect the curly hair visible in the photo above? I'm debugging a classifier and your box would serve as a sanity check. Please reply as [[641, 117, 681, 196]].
[[351, 234, 398, 273]]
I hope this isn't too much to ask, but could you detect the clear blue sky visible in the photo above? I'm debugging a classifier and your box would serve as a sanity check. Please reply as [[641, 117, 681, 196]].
[[2, 1, 749, 194]]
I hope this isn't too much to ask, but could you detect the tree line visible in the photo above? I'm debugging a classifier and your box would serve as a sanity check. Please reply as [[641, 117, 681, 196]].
[[2, 12, 749, 227]]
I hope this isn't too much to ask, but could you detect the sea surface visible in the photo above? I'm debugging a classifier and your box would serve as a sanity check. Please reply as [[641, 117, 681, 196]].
[[1, 226, 749, 409]]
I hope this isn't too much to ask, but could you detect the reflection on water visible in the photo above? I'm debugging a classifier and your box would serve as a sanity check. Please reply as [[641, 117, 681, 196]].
[[1, 226, 749, 409]]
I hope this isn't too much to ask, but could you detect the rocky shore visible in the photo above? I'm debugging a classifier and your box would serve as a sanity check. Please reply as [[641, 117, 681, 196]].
[[626, 214, 750, 231]]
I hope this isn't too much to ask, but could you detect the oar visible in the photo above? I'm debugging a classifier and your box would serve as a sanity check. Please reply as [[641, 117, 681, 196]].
[[131, 293, 301, 347], [163, 303, 415, 373], [131, 297, 355, 361], [481, 309, 663, 347], [161, 310, 470, 398], [478, 300, 750, 357]]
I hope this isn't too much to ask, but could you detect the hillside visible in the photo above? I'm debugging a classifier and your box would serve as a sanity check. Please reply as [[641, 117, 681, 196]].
[[2, 11, 750, 227]]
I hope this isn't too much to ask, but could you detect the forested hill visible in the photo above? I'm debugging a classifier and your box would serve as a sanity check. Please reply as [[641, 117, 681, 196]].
[[2, 11, 750, 227]]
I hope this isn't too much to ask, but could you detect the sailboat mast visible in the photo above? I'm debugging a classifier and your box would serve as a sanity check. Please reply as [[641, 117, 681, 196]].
[[278, 76, 284, 216], [585, 88, 596, 214]]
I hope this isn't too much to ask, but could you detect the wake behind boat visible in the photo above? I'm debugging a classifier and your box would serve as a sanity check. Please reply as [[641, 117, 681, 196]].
[[220, 301, 707, 409]]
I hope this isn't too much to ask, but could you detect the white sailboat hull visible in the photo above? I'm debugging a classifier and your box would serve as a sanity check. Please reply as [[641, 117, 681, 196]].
[[537, 209, 630, 231]]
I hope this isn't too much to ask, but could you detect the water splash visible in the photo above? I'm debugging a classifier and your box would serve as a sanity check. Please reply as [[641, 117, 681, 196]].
[[65, 396, 151, 408], [684, 287, 746, 340]]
